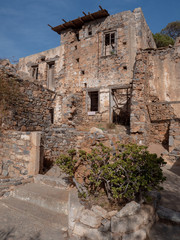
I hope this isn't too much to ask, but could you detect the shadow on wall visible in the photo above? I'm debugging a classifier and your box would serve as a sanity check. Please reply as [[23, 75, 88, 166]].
[[0, 228, 41, 240]]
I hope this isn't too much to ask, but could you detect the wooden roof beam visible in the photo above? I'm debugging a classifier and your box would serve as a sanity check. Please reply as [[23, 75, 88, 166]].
[[70, 21, 77, 28], [78, 17, 84, 23], [82, 11, 87, 16], [62, 19, 67, 23], [99, 5, 103, 10], [89, 13, 95, 20], [48, 24, 53, 28]]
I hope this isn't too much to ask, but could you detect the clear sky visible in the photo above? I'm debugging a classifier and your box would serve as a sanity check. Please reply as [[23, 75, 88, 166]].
[[0, 0, 179, 61]]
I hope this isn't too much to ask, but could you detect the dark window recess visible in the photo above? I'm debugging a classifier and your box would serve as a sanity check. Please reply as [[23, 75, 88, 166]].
[[89, 91, 99, 111], [76, 32, 80, 41], [111, 33, 115, 44], [76, 58, 79, 63], [88, 31, 92, 36], [49, 108, 54, 124], [105, 32, 115, 46], [32, 66, 38, 79], [81, 70, 85, 75], [105, 33, 110, 46], [123, 66, 127, 70], [75, 45, 77, 50]]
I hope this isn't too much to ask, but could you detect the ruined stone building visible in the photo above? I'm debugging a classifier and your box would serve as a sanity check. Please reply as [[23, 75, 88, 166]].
[[0, 7, 180, 177]]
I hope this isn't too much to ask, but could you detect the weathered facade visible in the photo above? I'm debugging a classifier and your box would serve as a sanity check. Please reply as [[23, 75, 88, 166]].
[[1, 7, 180, 177], [18, 7, 155, 126]]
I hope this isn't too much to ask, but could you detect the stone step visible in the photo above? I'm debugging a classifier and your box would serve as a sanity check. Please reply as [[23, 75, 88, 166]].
[[157, 206, 180, 225], [34, 174, 69, 189], [149, 221, 180, 240], [12, 182, 69, 215], [1, 197, 68, 231]]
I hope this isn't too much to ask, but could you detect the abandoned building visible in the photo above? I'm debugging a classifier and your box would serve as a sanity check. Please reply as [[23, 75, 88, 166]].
[[0, 7, 180, 178]]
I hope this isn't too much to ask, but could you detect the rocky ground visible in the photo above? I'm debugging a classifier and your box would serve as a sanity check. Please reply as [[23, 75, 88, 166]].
[[149, 162, 180, 240]]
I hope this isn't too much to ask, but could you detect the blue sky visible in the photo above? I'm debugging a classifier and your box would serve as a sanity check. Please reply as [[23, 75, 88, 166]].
[[0, 0, 179, 61]]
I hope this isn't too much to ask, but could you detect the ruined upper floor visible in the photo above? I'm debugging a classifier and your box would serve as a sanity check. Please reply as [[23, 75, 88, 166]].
[[18, 7, 156, 94]]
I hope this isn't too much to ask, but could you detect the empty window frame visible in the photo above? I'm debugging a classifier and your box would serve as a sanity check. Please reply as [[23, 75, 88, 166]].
[[47, 62, 55, 90], [104, 31, 116, 56], [31, 65, 38, 79], [88, 26, 92, 36], [88, 91, 99, 112]]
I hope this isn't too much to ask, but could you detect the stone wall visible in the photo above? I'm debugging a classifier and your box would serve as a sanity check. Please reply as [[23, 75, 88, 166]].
[[0, 131, 41, 177], [0, 66, 55, 131], [68, 196, 156, 240], [18, 46, 65, 91], [42, 125, 130, 168], [169, 120, 180, 158], [131, 45, 180, 147]]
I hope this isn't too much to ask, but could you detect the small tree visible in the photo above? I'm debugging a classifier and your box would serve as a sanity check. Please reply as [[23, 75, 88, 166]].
[[161, 21, 180, 40], [56, 143, 166, 204]]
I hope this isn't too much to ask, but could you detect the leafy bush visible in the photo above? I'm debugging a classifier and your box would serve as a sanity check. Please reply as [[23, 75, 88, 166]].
[[56, 143, 166, 203], [153, 33, 175, 48]]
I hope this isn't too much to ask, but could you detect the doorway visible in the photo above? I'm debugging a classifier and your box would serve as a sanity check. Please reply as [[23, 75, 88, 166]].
[[110, 87, 131, 126]]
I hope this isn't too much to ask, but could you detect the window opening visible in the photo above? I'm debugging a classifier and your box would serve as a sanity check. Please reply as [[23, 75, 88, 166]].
[[49, 108, 54, 124], [123, 66, 127, 70], [47, 62, 55, 90], [104, 31, 116, 56], [88, 91, 99, 112], [31, 65, 38, 79], [76, 32, 80, 41]]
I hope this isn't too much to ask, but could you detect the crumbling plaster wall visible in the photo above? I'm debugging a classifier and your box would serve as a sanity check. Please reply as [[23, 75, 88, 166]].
[[58, 8, 155, 124], [60, 8, 155, 93], [18, 46, 65, 90], [148, 46, 180, 117]]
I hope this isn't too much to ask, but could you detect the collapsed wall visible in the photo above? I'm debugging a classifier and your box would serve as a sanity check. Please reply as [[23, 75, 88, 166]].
[[131, 44, 180, 157]]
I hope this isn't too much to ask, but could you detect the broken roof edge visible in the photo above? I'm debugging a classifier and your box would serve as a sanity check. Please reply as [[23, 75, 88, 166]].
[[49, 8, 109, 35]]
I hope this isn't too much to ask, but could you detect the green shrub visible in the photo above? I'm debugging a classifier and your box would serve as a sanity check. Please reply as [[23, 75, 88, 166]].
[[56, 143, 166, 203]]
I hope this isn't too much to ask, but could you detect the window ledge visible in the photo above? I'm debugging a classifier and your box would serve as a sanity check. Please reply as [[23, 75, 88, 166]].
[[101, 54, 117, 59]]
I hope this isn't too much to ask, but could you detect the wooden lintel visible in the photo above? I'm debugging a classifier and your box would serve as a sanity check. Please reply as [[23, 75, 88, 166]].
[[147, 101, 180, 106], [62, 19, 67, 23], [48, 24, 53, 28], [82, 11, 87, 16]]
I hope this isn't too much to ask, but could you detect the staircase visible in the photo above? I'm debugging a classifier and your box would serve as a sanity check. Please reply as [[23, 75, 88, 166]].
[[0, 174, 71, 240]]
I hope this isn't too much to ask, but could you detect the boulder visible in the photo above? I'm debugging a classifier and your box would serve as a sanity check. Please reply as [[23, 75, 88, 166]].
[[90, 127, 103, 134], [116, 201, 140, 218], [73, 222, 111, 240]]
